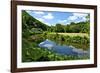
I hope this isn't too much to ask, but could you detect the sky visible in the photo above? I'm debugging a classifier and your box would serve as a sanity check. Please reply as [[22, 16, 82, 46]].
[[26, 10, 89, 26]]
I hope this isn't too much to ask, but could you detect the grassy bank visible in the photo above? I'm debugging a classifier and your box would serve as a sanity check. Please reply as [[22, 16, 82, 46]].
[[48, 32, 89, 37]]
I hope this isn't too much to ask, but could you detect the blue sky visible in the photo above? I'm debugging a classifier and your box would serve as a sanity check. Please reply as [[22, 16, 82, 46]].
[[26, 10, 89, 26]]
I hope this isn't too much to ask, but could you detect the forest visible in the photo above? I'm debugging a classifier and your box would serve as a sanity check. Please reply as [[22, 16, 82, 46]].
[[22, 10, 90, 62]]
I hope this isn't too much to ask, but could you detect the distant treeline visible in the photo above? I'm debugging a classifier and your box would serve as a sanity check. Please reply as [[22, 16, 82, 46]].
[[48, 21, 90, 33]]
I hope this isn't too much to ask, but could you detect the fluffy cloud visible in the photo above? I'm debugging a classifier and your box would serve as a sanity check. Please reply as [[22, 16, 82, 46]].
[[68, 16, 77, 21], [43, 13, 54, 20], [73, 13, 88, 17], [68, 13, 88, 22], [58, 13, 88, 24]]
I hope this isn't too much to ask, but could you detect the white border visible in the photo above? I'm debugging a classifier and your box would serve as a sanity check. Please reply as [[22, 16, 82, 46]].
[[17, 5, 94, 68]]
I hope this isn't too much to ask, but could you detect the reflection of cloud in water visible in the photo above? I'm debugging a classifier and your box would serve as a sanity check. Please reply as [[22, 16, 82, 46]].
[[39, 39, 56, 49], [38, 39, 89, 57]]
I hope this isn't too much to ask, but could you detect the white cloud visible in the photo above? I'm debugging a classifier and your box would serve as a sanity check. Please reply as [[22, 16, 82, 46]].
[[73, 13, 88, 17], [68, 16, 77, 21], [68, 13, 88, 23], [33, 11, 44, 15], [43, 13, 54, 20], [82, 17, 87, 21]]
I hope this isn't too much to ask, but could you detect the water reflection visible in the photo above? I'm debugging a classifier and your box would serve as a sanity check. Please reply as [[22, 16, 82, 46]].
[[39, 39, 89, 57]]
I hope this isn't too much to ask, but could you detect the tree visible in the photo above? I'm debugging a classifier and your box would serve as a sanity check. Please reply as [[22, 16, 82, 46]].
[[55, 23, 64, 32]]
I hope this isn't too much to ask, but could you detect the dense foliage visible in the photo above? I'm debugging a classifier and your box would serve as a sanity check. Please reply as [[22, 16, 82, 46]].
[[22, 47, 88, 62], [22, 10, 48, 31], [48, 22, 90, 34]]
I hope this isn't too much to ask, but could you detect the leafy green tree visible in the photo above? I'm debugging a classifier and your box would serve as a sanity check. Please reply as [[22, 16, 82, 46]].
[[55, 23, 64, 32]]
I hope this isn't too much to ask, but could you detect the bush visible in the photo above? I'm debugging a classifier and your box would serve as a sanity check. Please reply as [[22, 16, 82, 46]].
[[22, 47, 89, 62]]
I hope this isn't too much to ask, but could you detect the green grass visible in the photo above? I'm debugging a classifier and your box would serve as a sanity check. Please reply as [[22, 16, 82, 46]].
[[48, 32, 89, 37]]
